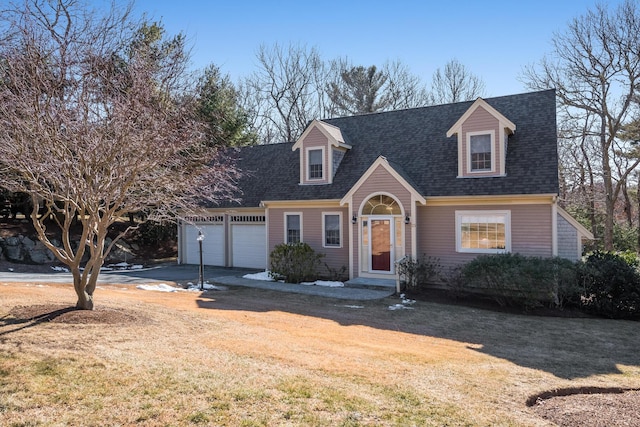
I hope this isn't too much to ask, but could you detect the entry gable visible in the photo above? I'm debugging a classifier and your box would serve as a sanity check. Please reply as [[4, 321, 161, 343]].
[[340, 156, 426, 206], [292, 120, 352, 185], [446, 98, 516, 178]]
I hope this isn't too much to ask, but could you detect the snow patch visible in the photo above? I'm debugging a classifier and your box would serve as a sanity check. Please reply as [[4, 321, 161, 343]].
[[242, 271, 273, 281], [243, 271, 344, 287], [388, 293, 416, 310], [136, 281, 227, 293], [136, 283, 179, 292], [301, 280, 344, 287], [101, 262, 144, 271]]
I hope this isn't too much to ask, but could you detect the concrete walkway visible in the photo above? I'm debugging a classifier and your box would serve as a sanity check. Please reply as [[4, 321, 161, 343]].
[[209, 275, 395, 301], [0, 263, 396, 301]]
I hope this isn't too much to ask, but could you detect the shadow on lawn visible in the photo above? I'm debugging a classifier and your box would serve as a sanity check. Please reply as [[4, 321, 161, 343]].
[[0, 306, 78, 337], [195, 287, 640, 380]]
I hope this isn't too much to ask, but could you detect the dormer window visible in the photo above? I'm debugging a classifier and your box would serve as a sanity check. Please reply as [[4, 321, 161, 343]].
[[469, 131, 493, 172], [293, 120, 351, 185], [308, 148, 323, 180], [446, 98, 515, 178]]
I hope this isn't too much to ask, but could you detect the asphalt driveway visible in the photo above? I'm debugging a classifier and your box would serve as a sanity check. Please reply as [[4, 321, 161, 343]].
[[0, 263, 395, 300]]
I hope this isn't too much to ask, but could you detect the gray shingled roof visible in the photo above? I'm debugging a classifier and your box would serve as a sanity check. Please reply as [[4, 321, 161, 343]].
[[216, 89, 558, 208]]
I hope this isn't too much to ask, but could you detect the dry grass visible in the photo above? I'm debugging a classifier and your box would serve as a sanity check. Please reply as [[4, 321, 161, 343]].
[[0, 282, 639, 426]]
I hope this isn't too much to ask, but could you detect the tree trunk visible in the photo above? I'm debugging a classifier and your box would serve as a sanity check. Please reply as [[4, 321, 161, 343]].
[[72, 268, 94, 310], [75, 287, 94, 310], [601, 118, 615, 250]]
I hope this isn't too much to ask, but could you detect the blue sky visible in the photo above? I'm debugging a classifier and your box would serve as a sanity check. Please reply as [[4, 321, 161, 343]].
[[131, 0, 622, 97]]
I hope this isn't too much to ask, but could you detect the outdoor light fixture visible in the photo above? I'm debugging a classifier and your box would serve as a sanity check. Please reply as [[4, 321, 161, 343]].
[[197, 231, 205, 291], [352, 215, 357, 224], [405, 216, 410, 224]]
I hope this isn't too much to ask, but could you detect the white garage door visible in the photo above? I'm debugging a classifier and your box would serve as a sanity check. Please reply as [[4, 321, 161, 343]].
[[231, 224, 266, 269], [183, 224, 224, 266]]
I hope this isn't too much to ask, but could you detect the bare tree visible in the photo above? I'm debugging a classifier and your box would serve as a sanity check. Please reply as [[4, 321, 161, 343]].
[[0, 0, 239, 309], [429, 58, 485, 105], [240, 43, 326, 143], [558, 111, 603, 239], [384, 60, 430, 110], [522, 0, 640, 250]]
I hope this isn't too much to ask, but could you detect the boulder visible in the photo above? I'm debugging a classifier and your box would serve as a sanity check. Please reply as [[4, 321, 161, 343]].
[[27, 241, 56, 264], [105, 239, 137, 263], [2, 236, 25, 262]]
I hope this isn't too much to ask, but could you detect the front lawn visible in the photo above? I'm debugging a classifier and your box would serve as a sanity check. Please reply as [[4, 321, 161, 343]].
[[0, 281, 638, 426]]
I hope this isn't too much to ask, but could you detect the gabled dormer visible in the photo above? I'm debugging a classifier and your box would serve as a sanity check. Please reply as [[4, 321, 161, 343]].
[[446, 98, 516, 178], [293, 120, 352, 185]]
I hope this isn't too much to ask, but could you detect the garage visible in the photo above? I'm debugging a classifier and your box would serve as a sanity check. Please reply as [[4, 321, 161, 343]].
[[179, 214, 266, 269], [230, 222, 267, 269], [181, 221, 224, 266]]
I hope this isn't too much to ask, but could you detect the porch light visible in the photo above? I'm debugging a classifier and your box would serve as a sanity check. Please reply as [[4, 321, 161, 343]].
[[352, 215, 357, 224], [405, 216, 410, 224], [197, 231, 205, 291]]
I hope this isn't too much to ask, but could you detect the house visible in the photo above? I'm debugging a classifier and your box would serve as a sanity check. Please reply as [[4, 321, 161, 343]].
[[177, 89, 593, 281]]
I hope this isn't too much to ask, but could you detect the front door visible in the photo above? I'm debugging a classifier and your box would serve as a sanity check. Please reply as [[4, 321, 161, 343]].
[[370, 218, 392, 272]]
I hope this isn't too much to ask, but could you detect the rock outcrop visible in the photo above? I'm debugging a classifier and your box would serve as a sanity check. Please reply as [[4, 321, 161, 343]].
[[0, 235, 136, 265]]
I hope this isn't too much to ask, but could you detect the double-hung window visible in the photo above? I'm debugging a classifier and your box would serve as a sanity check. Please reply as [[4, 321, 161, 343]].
[[468, 132, 493, 172], [456, 210, 510, 253], [285, 213, 301, 244], [323, 213, 341, 247], [308, 148, 323, 180]]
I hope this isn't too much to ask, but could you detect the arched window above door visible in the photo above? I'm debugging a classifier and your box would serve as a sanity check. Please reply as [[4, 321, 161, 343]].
[[362, 194, 401, 215]]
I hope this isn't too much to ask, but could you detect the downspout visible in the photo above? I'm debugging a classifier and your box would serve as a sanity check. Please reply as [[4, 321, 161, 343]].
[[551, 196, 558, 257], [177, 218, 182, 264], [348, 204, 354, 280]]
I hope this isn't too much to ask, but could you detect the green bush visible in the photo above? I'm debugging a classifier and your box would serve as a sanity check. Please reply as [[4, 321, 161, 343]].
[[395, 255, 441, 291], [577, 251, 640, 319], [460, 253, 578, 310], [269, 242, 324, 284]]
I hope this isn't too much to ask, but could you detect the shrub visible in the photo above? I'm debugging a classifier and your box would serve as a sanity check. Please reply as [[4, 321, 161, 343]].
[[577, 251, 640, 319], [269, 242, 324, 284], [324, 263, 348, 282], [460, 253, 578, 310], [395, 255, 441, 291], [442, 266, 466, 299]]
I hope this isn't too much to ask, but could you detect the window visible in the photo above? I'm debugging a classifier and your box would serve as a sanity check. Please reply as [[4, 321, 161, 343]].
[[285, 213, 301, 243], [323, 213, 341, 247], [456, 211, 510, 253], [362, 194, 402, 215], [468, 132, 493, 172], [308, 148, 323, 180]]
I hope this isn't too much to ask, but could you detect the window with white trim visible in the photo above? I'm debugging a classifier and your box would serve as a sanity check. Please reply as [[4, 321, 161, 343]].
[[467, 131, 494, 172], [308, 148, 323, 180], [323, 213, 341, 247], [456, 210, 510, 253], [285, 213, 301, 244]]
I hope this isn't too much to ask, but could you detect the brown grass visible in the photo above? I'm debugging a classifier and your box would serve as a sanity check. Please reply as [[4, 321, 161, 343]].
[[1, 281, 639, 426]]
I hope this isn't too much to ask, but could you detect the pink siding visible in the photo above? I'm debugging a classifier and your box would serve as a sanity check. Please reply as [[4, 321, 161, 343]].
[[417, 204, 553, 272], [301, 127, 329, 185], [268, 207, 350, 277], [460, 106, 501, 177], [351, 165, 415, 276]]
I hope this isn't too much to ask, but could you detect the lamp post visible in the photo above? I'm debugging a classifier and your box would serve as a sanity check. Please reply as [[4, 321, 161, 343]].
[[197, 231, 205, 291]]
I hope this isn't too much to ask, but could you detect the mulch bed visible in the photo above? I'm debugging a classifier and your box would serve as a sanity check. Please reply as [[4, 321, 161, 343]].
[[7, 304, 145, 325], [530, 388, 640, 427]]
